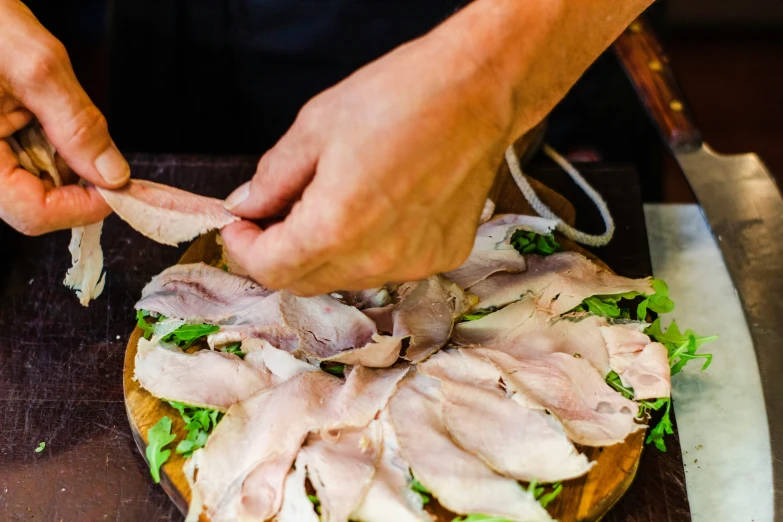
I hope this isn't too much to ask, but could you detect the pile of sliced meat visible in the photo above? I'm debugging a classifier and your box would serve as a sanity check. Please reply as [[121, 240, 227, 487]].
[[132, 210, 671, 522]]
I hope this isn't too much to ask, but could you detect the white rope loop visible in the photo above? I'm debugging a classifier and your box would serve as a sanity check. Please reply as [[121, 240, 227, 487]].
[[505, 143, 615, 247]]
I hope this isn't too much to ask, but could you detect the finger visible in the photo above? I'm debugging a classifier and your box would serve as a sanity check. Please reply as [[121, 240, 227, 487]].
[[221, 211, 330, 289], [287, 263, 392, 296], [0, 141, 110, 234], [224, 119, 321, 218], [0, 108, 33, 138], [14, 41, 129, 188]]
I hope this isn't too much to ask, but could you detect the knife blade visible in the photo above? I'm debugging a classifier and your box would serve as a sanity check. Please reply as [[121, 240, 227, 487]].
[[614, 18, 783, 519]]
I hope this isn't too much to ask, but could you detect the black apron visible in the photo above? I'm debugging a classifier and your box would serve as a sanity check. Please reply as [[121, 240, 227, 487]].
[[108, 0, 466, 154]]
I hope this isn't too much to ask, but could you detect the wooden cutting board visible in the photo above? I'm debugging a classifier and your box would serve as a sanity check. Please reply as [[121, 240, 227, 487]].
[[123, 153, 645, 521]]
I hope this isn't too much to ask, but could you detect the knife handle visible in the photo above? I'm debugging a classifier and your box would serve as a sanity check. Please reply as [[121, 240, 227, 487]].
[[613, 18, 703, 153]]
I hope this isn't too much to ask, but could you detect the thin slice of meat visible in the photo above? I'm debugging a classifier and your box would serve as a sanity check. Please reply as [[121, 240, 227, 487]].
[[452, 300, 612, 376], [393, 276, 471, 363], [470, 252, 654, 313], [17, 124, 63, 186], [420, 350, 593, 483], [134, 337, 274, 410], [136, 263, 274, 322], [600, 325, 671, 400], [388, 372, 552, 522], [194, 367, 407, 522], [63, 221, 106, 306], [362, 304, 395, 334], [280, 293, 378, 359], [277, 465, 320, 522], [323, 334, 403, 368], [482, 350, 643, 446], [351, 411, 430, 522], [300, 423, 383, 522], [241, 338, 318, 381], [194, 372, 343, 522], [97, 179, 240, 246], [444, 214, 557, 289]]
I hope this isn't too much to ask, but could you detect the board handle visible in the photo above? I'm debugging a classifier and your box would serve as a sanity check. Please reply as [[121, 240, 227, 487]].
[[614, 18, 703, 153]]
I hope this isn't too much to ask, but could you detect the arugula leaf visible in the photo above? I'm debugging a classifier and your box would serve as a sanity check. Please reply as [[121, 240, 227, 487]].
[[605, 371, 635, 400], [645, 398, 673, 451], [538, 482, 563, 508], [136, 309, 156, 340], [411, 478, 432, 505], [321, 362, 346, 377], [35, 442, 45, 453], [636, 279, 675, 321], [221, 343, 245, 359], [583, 296, 622, 318], [459, 308, 497, 322], [307, 493, 323, 514], [510, 230, 562, 257], [645, 318, 716, 376], [167, 401, 223, 458], [162, 323, 220, 349], [146, 416, 176, 483]]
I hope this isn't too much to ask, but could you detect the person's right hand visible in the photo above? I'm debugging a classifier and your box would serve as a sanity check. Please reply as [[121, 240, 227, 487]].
[[0, 0, 129, 235]]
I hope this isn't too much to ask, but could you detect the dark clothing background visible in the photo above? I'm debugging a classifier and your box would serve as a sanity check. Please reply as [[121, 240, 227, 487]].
[[107, 0, 467, 154]]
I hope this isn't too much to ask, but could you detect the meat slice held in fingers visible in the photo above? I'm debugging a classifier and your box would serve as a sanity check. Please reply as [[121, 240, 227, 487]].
[[299, 422, 383, 522], [482, 350, 644, 446], [444, 214, 556, 289], [419, 350, 593, 483], [470, 252, 654, 313], [388, 372, 552, 522], [393, 276, 472, 363], [97, 179, 240, 246]]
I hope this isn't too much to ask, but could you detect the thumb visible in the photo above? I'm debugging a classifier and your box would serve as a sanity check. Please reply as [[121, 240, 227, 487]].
[[17, 47, 129, 188], [224, 123, 320, 218]]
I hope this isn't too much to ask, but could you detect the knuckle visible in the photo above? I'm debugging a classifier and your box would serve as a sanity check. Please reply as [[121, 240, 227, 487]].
[[65, 105, 109, 145], [20, 42, 68, 84]]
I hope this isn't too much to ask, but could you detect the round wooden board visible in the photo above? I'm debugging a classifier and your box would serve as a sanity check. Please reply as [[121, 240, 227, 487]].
[[124, 132, 645, 522]]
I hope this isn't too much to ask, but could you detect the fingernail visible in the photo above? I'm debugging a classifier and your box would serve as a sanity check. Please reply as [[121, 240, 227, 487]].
[[95, 143, 130, 185], [225, 182, 251, 210]]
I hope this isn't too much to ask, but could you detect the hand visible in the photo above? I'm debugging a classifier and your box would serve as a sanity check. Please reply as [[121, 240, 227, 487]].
[[0, 0, 129, 235], [221, 30, 515, 295]]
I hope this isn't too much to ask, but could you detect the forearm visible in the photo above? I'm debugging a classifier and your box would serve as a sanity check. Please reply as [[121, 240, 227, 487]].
[[431, 0, 654, 140]]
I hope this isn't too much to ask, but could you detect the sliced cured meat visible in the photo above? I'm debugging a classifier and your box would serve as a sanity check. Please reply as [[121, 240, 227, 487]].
[[600, 325, 671, 400], [420, 350, 593, 483], [444, 214, 556, 289], [194, 367, 406, 521], [280, 293, 377, 359], [388, 372, 552, 522], [362, 304, 395, 335], [453, 301, 612, 376], [97, 179, 240, 246], [277, 465, 320, 522], [478, 198, 495, 224], [300, 423, 383, 522], [482, 350, 643, 446], [470, 252, 654, 313], [134, 337, 274, 410], [194, 372, 343, 522], [323, 334, 403, 368], [63, 221, 106, 307], [393, 276, 470, 363], [351, 411, 430, 522], [136, 263, 274, 323], [241, 338, 318, 381]]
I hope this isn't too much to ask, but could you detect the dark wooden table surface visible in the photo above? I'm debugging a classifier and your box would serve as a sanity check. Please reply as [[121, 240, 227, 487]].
[[0, 155, 690, 521]]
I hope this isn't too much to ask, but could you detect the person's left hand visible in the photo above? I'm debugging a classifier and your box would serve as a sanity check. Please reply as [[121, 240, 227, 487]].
[[221, 30, 519, 295]]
